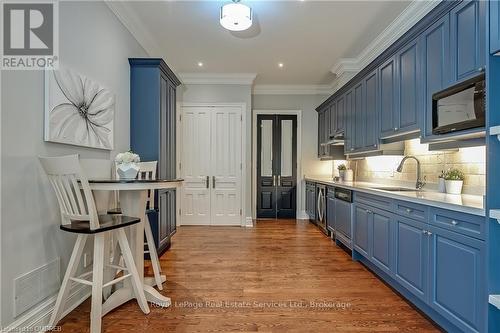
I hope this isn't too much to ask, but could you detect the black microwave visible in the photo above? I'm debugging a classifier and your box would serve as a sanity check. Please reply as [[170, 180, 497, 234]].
[[432, 74, 485, 135]]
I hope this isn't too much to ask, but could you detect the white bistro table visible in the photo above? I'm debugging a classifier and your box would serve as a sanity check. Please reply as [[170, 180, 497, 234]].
[[87, 178, 183, 316]]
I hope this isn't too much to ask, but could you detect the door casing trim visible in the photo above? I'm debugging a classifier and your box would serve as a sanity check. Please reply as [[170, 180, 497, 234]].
[[252, 109, 302, 219]]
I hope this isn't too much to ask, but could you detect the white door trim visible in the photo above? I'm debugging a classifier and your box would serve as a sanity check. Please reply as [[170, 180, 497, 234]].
[[252, 109, 302, 219], [178, 102, 247, 227]]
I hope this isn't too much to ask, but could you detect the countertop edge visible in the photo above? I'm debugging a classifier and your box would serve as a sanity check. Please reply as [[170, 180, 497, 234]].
[[305, 178, 485, 217]]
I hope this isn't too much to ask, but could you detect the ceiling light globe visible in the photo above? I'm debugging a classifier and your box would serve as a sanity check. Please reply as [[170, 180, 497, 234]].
[[220, 3, 252, 32]]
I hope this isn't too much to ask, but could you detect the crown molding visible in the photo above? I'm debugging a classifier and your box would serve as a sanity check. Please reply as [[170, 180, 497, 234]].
[[330, 0, 440, 93], [105, 1, 162, 57], [178, 73, 257, 85], [252, 84, 333, 95]]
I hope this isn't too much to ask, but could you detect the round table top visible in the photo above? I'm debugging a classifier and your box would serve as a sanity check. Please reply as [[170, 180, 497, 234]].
[[87, 178, 183, 191]]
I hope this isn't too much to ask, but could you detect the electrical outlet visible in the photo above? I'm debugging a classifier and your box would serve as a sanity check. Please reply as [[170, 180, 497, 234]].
[[83, 252, 93, 268]]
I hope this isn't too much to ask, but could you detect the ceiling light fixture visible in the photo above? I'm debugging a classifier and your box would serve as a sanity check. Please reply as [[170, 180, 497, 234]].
[[198, 62, 203, 67], [220, 0, 253, 32], [278, 63, 284, 68]]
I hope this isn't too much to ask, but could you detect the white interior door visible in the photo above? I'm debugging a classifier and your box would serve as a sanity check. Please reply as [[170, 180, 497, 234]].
[[211, 106, 242, 225], [180, 105, 243, 226], [181, 107, 211, 225]]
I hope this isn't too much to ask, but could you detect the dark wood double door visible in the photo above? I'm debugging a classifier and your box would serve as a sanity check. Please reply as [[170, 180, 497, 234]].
[[257, 115, 297, 218]]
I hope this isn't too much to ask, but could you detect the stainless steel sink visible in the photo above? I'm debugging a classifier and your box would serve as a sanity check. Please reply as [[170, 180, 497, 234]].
[[370, 187, 417, 192]]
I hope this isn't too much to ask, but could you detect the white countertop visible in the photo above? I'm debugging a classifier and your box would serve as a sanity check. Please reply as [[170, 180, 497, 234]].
[[305, 177, 485, 217]]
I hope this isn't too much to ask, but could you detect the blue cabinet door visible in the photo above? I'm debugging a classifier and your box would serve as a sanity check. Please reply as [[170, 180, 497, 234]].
[[371, 208, 393, 276], [364, 70, 379, 150], [428, 226, 485, 333], [491, 0, 500, 54], [328, 102, 336, 139], [420, 14, 451, 139], [353, 204, 371, 257], [336, 95, 345, 135], [353, 82, 365, 152], [394, 216, 428, 302], [326, 191, 335, 233], [344, 89, 354, 154], [379, 56, 397, 138], [335, 199, 352, 239], [450, 0, 486, 82], [396, 39, 420, 134]]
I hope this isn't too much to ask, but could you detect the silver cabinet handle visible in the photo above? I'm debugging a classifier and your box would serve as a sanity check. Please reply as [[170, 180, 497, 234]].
[[427, 231, 433, 236], [278, 175, 281, 187], [406, 208, 413, 214], [213, 176, 216, 188], [451, 220, 458, 226], [422, 230, 427, 234], [273, 175, 276, 186], [394, 127, 398, 131], [206, 176, 209, 189]]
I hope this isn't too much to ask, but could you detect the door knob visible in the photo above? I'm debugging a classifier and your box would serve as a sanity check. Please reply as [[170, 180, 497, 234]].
[[278, 175, 281, 186], [206, 176, 209, 189], [213, 176, 216, 188], [273, 175, 276, 186]]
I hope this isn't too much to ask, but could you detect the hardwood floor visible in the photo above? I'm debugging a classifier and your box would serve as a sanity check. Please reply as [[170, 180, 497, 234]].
[[57, 219, 440, 332]]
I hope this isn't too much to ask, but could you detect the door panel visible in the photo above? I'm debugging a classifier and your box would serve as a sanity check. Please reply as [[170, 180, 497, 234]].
[[371, 210, 392, 274], [353, 204, 370, 257], [364, 70, 378, 149], [397, 40, 419, 132], [380, 56, 397, 138], [211, 106, 242, 225], [353, 83, 364, 151], [257, 115, 297, 218], [181, 107, 212, 225]]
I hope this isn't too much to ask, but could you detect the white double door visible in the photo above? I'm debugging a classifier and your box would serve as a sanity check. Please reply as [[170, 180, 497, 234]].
[[181, 105, 243, 226]]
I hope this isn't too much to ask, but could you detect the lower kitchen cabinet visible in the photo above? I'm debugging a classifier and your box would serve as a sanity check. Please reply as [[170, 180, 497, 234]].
[[394, 216, 429, 303], [305, 182, 316, 220], [371, 208, 393, 275], [428, 225, 485, 333], [149, 188, 177, 256], [353, 203, 371, 257]]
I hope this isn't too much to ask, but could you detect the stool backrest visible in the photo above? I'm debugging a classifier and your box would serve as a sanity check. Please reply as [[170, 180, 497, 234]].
[[39, 154, 99, 230], [137, 161, 157, 209]]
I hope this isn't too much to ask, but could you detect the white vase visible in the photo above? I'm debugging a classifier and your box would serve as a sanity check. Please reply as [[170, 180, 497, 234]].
[[438, 178, 446, 193], [117, 162, 139, 180], [445, 180, 463, 195]]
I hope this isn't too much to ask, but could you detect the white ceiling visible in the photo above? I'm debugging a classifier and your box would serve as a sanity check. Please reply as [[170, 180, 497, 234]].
[[115, 1, 412, 85]]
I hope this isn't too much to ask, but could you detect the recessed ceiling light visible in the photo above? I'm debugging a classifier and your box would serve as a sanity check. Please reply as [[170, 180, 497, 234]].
[[278, 63, 284, 68], [198, 62, 203, 67]]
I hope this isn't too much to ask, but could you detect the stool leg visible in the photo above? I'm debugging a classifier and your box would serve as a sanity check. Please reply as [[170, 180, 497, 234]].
[[116, 228, 150, 314], [144, 215, 163, 290], [49, 234, 87, 328], [90, 233, 105, 333]]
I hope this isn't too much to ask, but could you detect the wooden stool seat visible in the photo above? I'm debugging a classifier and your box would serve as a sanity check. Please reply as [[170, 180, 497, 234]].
[[60, 215, 140, 234]]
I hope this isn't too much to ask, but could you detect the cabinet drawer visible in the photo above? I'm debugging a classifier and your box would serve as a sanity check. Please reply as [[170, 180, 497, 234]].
[[395, 200, 428, 223], [355, 192, 393, 211], [429, 208, 485, 240]]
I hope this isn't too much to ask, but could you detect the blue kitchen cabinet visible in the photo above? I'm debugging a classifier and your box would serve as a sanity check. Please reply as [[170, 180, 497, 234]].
[[396, 38, 420, 135], [335, 198, 352, 239], [371, 208, 394, 276], [364, 69, 379, 150], [450, 0, 486, 83], [328, 101, 336, 139], [428, 225, 485, 333], [490, 0, 500, 54], [335, 94, 345, 135], [326, 187, 335, 233], [353, 82, 365, 152], [379, 56, 398, 139], [394, 215, 429, 302], [353, 203, 371, 257], [344, 89, 354, 153], [420, 14, 451, 139]]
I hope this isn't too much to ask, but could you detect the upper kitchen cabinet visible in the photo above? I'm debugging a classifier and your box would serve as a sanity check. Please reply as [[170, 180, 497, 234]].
[[334, 94, 346, 136], [450, 0, 486, 82], [344, 89, 354, 153], [420, 14, 451, 140], [395, 39, 420, 137], [491, 0, 500, 54], [328, 100, 336, 139], [363, 69, 379, 150], [379, 56, 398, 139], [352, 81, 365, 153], [317, 106, 329, 158]]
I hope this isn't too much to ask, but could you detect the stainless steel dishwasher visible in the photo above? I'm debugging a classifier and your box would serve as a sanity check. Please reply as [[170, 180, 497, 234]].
[[334, 187, 353, 249]]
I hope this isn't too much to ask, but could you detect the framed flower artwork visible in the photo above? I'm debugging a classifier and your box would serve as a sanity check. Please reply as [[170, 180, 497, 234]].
[[44, 66, 115, 150]]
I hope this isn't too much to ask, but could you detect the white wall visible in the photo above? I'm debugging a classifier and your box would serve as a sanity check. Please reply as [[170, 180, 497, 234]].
[[252, 94, 332, 215], [177, 84, 253, 219], [0, 2, 146, 326]]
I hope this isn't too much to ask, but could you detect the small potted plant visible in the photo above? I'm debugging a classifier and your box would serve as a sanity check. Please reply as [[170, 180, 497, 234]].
[[115, 150, 140, 179], [338, 164, 347, 181], [443, 168, 465, 195]]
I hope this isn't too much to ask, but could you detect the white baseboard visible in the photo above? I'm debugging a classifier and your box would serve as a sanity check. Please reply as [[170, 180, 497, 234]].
[[297, 210, 309, 220], [5, 284, 90, 333], [245, 216, 254, 227]]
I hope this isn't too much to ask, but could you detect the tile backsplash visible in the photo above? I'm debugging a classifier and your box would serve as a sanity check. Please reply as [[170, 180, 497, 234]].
[[334, 139, 485, 195]]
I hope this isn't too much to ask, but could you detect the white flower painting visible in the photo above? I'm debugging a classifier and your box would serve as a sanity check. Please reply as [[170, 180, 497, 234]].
[[44, 66, 115, 150]]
